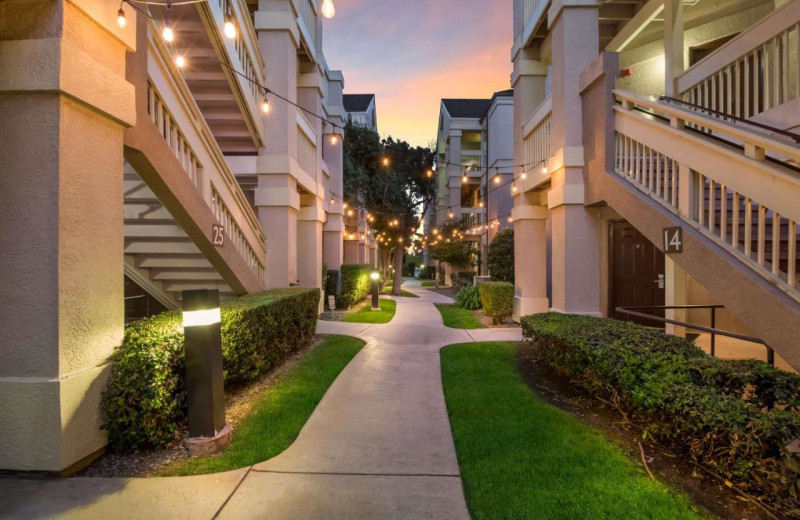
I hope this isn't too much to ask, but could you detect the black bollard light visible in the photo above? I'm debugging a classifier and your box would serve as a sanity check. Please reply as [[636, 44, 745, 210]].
[[182, 289, 231, 455], [371, 271, 380, 311]]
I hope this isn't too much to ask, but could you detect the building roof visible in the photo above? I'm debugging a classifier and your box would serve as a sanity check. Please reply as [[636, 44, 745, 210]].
[[343, 94, 375, 112], [442, 98, 493, 119]]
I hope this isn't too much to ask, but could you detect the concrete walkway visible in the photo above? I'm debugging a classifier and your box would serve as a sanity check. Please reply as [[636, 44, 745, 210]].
[[0, 280, 521, 520]]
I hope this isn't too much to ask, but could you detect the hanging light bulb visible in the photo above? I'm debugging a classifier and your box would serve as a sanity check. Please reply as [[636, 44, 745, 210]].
[[448, 210, 454, 219], [224, 19, 237, 39], [508, 216, 513, 223], [321, 0, 336, 19], [494, 175, 501, 185], [521, 172, 527, 180], [261, 97, 270, 114], [512, 183, 518, 193], [162, 19, 174, 42], [117, 6, 127, 28], [462, 174, 468, 183], [479, 201, 484, 208], [175, 55, 186, 68], [542, 165, 548, 174], [426, 169, 433, 178], [382, 157, 390, 167], [330, 134, 339, 145]]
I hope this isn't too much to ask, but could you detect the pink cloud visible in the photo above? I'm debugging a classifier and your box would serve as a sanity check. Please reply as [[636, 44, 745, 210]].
[[324, 0, 512, 146]]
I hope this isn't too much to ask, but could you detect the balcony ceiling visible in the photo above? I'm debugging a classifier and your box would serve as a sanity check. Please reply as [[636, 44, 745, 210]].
[[163, 5, 260, 155]]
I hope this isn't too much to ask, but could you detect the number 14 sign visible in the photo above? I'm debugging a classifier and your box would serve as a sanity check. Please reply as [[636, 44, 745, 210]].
[[663, 226, 682, 254]]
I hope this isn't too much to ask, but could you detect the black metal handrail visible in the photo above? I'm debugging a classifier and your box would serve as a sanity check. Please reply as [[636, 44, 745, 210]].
[[658, 96, 800, 143], [615, 304, 775, 366]]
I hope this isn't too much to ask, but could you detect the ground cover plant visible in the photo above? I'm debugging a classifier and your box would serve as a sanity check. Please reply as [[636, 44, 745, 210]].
[[522, 313, 800, 515]]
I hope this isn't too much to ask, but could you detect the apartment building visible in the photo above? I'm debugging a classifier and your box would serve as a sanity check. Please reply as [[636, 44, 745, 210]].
[[343, 93, 378, 133], [510, 0, 800, 368], [0, 0, 346, 473], [427, 93, 515, 278]]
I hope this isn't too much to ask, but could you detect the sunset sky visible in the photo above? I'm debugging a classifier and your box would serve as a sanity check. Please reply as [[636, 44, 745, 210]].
[[323, 0, 513, 147]]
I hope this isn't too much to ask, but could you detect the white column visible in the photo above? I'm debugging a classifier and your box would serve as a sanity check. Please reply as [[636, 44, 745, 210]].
[[663, 0, 684, 97]]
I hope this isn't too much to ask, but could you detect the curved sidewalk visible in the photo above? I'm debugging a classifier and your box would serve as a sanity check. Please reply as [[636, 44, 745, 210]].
[[0, 280, 521, 520]]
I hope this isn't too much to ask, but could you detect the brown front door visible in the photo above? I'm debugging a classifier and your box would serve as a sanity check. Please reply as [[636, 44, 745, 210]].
[[610, 221, 665, 326]]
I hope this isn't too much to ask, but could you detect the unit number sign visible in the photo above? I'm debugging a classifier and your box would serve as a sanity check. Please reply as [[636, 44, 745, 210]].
[[663, 226, 683, 253], [212, 224, 225, 247]]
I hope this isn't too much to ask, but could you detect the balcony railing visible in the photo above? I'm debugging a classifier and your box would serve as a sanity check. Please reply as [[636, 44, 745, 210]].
[[614, 90, 800, 301], [515, 0, 548, 45], [522, 95, 552, 179], [297, 0, 318, 54], [678, 2, 800, 120]]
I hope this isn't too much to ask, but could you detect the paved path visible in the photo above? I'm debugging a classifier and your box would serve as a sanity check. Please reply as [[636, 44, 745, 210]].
[[0, 280, 521, 520]]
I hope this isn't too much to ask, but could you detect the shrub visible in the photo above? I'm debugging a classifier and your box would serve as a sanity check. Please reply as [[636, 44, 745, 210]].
[[325, 269, 340, 301], [521, 313, 800, 511], [338, 264, 372, 309], [101, 288, 320, 451], [488, 228, 514, 283], [455, 285, 482, 310], [479, 282, 514, 324]]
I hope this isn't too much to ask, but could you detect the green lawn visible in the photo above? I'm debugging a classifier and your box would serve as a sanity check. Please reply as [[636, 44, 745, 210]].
[[383, 288, 419, 298], [441, 342, 709, 520], [342, 299, 396, 324], [420, 281, 435, 287], [160, 335, 363, 476], [435, 304, 486, 329]]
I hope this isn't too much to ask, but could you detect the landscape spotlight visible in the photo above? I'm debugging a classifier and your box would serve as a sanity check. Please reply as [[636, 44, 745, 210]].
[[182, 289, 231, 455], [370, 272, 380, 311]]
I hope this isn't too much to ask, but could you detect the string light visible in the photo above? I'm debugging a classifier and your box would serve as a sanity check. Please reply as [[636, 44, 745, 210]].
[[162, 15, 174, 42], [426, 170, 433, 178], [261, 97, 270, 114], [330, 134, 339, 145], [321, 0, 336, 19], [512, 183, 518, 193], [117, 6, 127, 28], [175, 55, 186, 68], [521, 172, 527, 180], [224, 19, 237, 39], [448, 211, 454, 219], [542, 166, 548, 174], [493, 175, 501, 185], [382, 157, 390, 167], [462, 174, 468, 183]]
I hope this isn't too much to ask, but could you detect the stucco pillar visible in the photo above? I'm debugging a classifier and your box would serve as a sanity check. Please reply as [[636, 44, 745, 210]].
[[257, 175, 299, 287], [344, 238, 359, 264], [547, 0, 602, 315], [298, 196, 324, 288], [323, 214, 344, 272], [511, 51, 549, 320], [0, 0, 135, 472], [512, 195, 550, 321], [255, 2, 299, 288], [323, 129, 344, 272]]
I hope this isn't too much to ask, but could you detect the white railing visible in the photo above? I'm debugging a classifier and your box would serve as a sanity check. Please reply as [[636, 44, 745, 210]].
[[214, 0, 263, 107], [516, 0, 547, 43], [147, 82, 202, 191], [614, 133, 679, 208], [678, 3, 800, 120], [210, 187, 264, 281], [298, 0, 317, 52], [297, 124, 316, 177], [522, 96, 552, 176], [614, 90, 800, 299]]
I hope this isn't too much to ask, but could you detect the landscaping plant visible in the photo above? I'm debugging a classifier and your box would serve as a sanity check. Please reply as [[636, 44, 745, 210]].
[[487, 228, 514, 283], [338, 264, 373, 308], [522, 313, 800, 514], [479, 282, 514, 324], [101, 288, 320, 451], [455, 285, 482, 310]]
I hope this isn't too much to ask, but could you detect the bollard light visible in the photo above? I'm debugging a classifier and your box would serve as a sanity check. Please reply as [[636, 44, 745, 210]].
[[182, 289, 231, 455], [370, 272, 380, 311]]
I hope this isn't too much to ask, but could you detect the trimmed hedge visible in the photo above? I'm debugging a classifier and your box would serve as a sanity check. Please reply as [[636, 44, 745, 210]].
[[338, 264, 373, 309], [487, 228, 514, 283], [479, 282, 514, 324], [325, 269, 340, 301], [101, 288, 320, 451], [522, 313, 800, 512]]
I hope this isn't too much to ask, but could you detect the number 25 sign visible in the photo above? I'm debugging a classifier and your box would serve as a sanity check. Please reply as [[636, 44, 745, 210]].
[[663, 226, 682, 254], [212, 224, 225, 247]]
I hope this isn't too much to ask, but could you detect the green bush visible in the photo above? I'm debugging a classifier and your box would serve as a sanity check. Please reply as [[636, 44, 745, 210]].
[[488, 228, 514, 283], [479, 282, 514, 324], [455, 285, 482, 310], [101, 288, 320, 451], [338, 264, 373, 309], [521, 313, 800, 511], [325, 269, 340, 301]]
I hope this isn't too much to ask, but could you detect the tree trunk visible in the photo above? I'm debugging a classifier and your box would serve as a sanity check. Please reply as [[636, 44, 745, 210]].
[[435, 260, 440, 289], [392, 243, 403, 296]]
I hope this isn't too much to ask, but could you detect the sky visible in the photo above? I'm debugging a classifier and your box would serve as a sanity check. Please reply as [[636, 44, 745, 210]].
[[323, 0, 513, 147]]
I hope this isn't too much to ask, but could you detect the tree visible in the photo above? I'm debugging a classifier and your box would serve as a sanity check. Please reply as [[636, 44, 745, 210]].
[[487, 228, 514, 283], [343, 123, 435, 295], [413, 222, 476, 288]]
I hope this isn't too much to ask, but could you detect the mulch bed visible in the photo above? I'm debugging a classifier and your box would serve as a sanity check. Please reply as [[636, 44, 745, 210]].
[[77, 335, 326, 478], [515, 342, 776, 520]]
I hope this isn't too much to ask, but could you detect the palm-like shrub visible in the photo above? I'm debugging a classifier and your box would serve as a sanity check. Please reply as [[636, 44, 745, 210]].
[[455, 285, 482, 310]]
